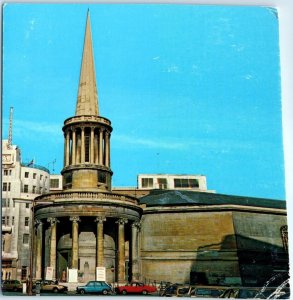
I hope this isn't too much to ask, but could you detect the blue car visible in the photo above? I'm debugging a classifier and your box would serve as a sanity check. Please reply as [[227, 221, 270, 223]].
[[76, 281, 112, 295]]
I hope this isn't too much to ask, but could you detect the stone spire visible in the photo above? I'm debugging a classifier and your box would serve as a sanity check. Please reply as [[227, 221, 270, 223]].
[[75, 11, 99, 116]]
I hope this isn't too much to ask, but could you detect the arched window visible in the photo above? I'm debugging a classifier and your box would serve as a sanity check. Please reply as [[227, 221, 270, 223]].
[[280, 225, 288, 252]]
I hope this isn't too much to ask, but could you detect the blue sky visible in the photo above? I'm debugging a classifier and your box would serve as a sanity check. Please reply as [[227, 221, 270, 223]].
[[2, 4, 285, 200]]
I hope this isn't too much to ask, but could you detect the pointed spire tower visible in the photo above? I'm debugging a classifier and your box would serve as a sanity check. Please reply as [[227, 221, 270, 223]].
[[62, 11, 113, 191], [75, 11, 99, 116]]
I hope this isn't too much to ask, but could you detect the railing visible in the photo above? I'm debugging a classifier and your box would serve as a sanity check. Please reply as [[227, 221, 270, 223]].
[[64, 115, 111, 126], [21, 163, 50, 174], [35, 190, 138, 205]]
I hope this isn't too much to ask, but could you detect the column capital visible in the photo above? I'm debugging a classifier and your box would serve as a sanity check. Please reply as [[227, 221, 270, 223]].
[[116, 218, 128, 226], [34, 219, 43, 226], [47, 217, 59, 226], [131, 221, 141, 230], [95, 216, 106, 223], [70, 216, 81, 223]]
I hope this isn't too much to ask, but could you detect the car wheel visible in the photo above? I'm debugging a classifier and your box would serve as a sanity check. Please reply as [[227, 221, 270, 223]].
[[80, 289, 85, 294], [122, 290, 127, 295], [53, 287, 59, 293], [142, 290, 148, 295], [102, 289, 108, 295]]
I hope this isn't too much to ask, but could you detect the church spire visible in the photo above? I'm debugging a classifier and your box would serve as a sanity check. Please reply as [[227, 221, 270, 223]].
[[75, 10, 99, 116]]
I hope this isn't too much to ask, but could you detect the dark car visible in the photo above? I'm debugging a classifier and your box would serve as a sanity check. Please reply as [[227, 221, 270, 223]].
[[1, 280, 23, 292], [76, 281, 112, 295], [160, 283, 181, 296]]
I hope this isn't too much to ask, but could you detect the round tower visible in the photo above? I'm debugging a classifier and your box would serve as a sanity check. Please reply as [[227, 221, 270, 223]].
[[61, 13, 113, 191]]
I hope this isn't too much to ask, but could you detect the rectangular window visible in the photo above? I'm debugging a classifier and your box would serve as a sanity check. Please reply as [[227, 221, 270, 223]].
[[24, 172, 29, 178], [98, 171, 107, 184], [25, 217, 29, 226], [141, 178, 153, 188], [2, 217, 6, 225], [174, 178, 199, 188], [4, 170, 8, 176], [12, 217, 14, 225], [8, 183, 11, 191], [2, 199, 7, 207], [32, 186, 36, 193], [26, 203, 29, 208], [23, 185, 29, 193], [7, 216, 9, 225], [33, 173, 37, 179], [40, 175, 43, 180], [3, 182, 7, 191], [50, 179, 59, 188], [23, 234, 29, 244], [157, 178, 168, 189], [21, 266, 27, 281]]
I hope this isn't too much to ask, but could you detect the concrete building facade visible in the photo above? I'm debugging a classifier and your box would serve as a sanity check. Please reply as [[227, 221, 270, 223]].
[[2, 139, 50, 281]]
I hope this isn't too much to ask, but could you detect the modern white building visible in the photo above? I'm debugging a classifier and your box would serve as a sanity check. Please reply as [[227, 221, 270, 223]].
[[49, 174, 63, 192], [113, 173, 215, 199], [2, 139, 50, 281], [137, 173, 213, 192]]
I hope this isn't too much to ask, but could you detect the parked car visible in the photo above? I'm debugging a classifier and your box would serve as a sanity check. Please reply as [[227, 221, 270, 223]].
[[220, 286, 290, 299], [160, 283, 181, 296], [173, 285, 228, 298], [34, 280, 68, 293], [189, 286, 228, 298], [76, 281, 112, 295], [116, 282, 157, 295], [1, 280, 23, 292]]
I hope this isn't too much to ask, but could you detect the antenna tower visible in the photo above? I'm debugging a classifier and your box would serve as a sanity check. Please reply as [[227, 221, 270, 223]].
[[7, 107, 14, 149]]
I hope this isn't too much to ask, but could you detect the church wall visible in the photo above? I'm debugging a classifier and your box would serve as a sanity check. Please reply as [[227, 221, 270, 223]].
[[140, 210, 241, 284], [232, 211, 288, 286]]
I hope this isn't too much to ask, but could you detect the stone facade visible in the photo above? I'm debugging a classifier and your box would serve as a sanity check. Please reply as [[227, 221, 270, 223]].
[[1, 139, 50, 281], [139, 191, 288, 286]]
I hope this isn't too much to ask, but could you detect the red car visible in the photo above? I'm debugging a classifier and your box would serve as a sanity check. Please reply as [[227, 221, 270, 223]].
[[116, 282, 157, 295]]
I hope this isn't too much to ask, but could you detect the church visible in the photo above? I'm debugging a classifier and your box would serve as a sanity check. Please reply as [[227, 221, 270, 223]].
[[33, 12, 288, 287]]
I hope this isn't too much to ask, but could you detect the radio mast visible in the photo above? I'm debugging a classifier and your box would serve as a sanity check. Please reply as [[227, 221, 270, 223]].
[[7, 107, 13, 149]]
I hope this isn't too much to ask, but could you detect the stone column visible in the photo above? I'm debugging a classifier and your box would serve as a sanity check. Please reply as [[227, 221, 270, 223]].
[[76, 133, 81, 164], [70, 217, 80, 269], [65, 130, 70, 166], [105, 132, 109, 167], [35, 219, 43, 280], [90, 127, 95, 164], [94, 133, 99, 164], [116, 218, 128, 283], [81, 127, 85, 164], [99, 129, 104, 165], [95, 216, 106, 267], [131, 221, 141, 281], [47, 217, 59, 280], [72, 129, 76, 165], [63, 134, 66, 167], [33, 225, 37, 278]]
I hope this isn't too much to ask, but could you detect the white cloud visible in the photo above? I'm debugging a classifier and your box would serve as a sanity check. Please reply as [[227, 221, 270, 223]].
[[10, 119, 61, 139], [113, 134, 186, 150], [24, 18, 36, 40]]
